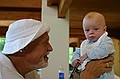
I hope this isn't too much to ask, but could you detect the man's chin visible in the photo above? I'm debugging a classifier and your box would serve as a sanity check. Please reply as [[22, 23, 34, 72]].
[[40, 63, 48, 69], [32, 61, 48, 70]]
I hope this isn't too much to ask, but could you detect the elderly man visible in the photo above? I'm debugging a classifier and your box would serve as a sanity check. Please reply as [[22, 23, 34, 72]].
[[0, 19, 53, 79]]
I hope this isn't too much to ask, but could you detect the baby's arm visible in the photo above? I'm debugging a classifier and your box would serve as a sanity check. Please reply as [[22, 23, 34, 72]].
[[72, 48, 81, 67], [87, 37, 115, 60]]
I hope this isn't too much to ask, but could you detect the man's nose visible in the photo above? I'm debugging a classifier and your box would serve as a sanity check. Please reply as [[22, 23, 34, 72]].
[[48, 43, 53, 52]]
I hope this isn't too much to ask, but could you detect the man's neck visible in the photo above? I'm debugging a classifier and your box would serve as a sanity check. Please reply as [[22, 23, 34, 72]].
[[6, 55, 32, 77]]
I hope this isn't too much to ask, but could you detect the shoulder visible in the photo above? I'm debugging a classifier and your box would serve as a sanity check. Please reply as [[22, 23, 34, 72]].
[[102, 35, 113, 42], [101, 36, 115, 49], [75, 48, 80, 52], [80, 39, 88, 46]]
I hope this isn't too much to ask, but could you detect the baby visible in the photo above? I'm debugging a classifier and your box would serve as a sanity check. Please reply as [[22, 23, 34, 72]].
[[72, 12, 115, 79]]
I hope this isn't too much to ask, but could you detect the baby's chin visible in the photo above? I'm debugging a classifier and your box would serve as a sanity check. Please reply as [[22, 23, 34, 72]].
[[89, 39, 98, 42]]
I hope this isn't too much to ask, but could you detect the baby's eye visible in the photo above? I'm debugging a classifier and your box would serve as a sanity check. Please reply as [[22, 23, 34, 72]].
[[95, 28, 99, 30], [85, 29, 89, 32]]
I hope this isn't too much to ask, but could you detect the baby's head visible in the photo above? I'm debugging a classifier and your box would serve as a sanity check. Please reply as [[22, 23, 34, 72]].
[[82, 12, 106, 42]]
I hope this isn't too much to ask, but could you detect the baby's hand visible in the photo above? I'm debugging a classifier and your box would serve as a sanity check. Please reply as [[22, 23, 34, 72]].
[[80, 53, 88, 63], [72, 59, 80, 67]]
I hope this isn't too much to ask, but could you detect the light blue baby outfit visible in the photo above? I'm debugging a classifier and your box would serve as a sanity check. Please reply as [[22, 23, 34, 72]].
[[72, 32, 116, 79]]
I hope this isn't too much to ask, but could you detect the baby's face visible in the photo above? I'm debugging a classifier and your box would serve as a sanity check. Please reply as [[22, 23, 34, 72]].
[[83, 18, 106, 42]]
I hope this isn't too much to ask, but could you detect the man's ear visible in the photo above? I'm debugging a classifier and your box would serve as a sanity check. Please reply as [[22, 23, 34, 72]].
[[104, 26, 107, 31]]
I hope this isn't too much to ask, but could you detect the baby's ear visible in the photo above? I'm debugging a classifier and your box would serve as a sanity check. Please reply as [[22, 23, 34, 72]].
[[104, 26, 107, 31]]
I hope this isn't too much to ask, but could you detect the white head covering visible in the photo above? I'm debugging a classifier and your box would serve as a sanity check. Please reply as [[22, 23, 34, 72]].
[[2, 19, 50, 54]]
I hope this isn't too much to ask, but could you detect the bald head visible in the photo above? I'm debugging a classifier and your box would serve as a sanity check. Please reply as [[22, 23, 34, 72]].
[[83, 12, 106, 28]]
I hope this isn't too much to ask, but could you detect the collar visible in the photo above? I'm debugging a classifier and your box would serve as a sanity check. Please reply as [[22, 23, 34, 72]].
[[0, 52, 24, 79]]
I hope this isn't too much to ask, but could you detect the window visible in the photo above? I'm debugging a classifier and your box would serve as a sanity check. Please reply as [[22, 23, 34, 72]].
[[0, 38, 5, 51], [69, 47, 79, 64], [69, 47, 74, 64]]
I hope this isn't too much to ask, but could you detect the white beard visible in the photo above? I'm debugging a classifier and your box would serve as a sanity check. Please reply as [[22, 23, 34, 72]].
[[32, 58, 48, 69]]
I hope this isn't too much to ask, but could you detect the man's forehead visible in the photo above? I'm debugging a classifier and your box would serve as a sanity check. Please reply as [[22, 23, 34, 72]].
[[36, 32, 49, 41], [28, 33, 49, 46]]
